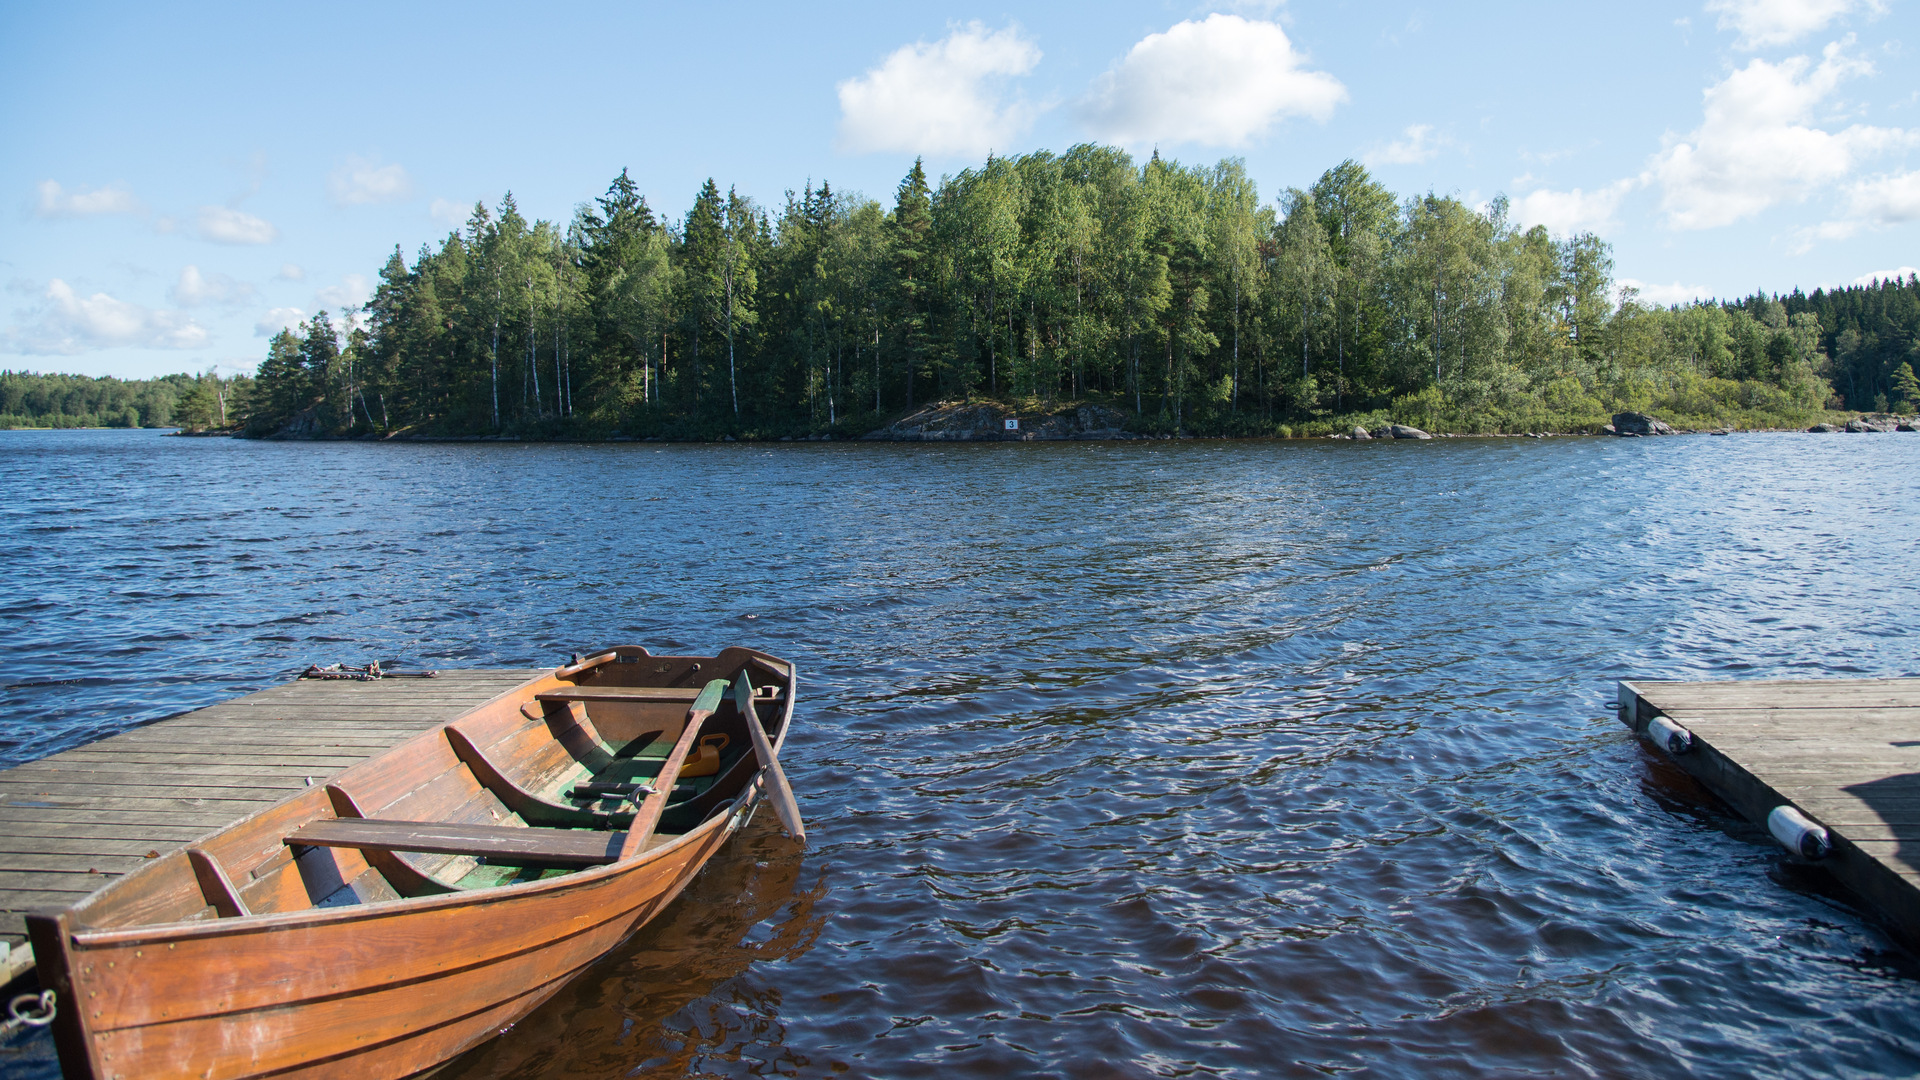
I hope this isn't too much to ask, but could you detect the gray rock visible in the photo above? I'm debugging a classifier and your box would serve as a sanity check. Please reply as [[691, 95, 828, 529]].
[[1388, 424, 1431, 440], [1808, 423, 1838, 432], [1845, 418, 1892, 433], [1611, 411, 1674, 436], [1898, 420, 1919, 432], [1351, 426, 1372, 440]]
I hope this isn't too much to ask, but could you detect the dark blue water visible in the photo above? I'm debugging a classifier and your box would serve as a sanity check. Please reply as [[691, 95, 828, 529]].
[[4, 428, 1919, 1079]]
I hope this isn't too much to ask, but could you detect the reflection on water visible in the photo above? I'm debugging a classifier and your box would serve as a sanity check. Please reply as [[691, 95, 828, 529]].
[[3, 429, 1920, 1079], [440, 813, 824, 1079]]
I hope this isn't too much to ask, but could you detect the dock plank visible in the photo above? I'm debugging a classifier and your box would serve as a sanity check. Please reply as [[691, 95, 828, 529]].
[[1620, 677, 1920, 945], [0, 667, 544, 986]]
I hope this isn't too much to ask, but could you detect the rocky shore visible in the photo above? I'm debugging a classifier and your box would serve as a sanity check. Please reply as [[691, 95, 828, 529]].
[[860, 402, 1138, 441], [215, 400, 1919, 443], [1604, 410, 1920, 436]]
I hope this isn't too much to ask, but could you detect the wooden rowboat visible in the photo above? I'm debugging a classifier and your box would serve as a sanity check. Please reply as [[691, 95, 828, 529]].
[[26, 645, 805, 1080]]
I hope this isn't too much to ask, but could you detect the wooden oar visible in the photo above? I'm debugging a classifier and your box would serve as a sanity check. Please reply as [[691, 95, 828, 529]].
[[736, 671, 805, 842], [618, 679, 727, 859]]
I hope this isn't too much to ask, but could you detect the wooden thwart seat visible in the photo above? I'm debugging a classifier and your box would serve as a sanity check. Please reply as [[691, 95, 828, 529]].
[[536, 686, 703, 704], [287, 818, 627, 867]]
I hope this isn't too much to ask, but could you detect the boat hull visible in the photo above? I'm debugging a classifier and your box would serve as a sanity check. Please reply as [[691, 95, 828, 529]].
[[27, 647, 794, 1080], [34, 807, 744, 1079]]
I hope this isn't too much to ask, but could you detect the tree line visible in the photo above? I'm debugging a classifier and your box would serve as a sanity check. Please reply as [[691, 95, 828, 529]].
[[1779, 280, 1920, 412], [0, 370, 248, 431], [11, 146, 1918, 438]]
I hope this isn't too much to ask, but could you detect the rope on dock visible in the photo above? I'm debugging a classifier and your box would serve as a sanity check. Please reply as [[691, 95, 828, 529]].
[[300, 661, 439, 681]]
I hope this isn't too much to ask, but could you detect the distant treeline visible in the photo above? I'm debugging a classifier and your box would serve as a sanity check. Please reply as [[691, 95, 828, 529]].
[[0, 370, 250, 431], [36, 147, 1920, 440], [1779, 283, 1920, 412]]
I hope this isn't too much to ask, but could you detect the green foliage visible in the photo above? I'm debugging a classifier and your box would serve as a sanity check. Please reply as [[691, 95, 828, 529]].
[[1779, 274, 1920, 410], [1889, 361, 1919, 411], [0, 370, 248, 430], [245, 147, 1904, 440]]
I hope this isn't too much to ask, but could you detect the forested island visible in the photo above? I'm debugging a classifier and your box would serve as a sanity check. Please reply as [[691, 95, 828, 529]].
[[0, 370, 236, 431], [7, 147, 1920, 439]]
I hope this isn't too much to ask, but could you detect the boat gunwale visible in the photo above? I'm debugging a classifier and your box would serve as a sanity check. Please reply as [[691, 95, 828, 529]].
[[59, 794, 738, 949], [55, 648, 796, 950]]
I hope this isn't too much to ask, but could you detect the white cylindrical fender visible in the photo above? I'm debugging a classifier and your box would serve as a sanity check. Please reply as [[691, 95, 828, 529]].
[[1645, 714, 1693, 756], [1767, 805, 1831, 859]]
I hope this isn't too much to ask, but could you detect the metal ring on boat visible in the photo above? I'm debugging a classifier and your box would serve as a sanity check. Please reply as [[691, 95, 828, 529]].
[[2, 990, 56, 1039]]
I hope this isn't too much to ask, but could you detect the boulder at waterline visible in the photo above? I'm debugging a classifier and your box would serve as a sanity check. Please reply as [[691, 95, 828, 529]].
[[1388, 424, 1431, 440], [1352, 426, 1372, 440], [1611, 411, 1675, 436]]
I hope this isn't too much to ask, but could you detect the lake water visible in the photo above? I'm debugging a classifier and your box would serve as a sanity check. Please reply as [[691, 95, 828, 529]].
[[3, 428, 1919, 1079]]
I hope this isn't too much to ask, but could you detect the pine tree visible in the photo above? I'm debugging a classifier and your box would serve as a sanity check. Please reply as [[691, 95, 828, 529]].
[[682, 179, 726, 414], [1892, 361, 1920, 410], [887, 159, 931, 410]]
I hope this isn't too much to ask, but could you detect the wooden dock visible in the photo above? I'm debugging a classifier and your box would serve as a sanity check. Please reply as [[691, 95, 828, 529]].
[[0, 668, 543, 986], [1620, 677, 1920, 945]]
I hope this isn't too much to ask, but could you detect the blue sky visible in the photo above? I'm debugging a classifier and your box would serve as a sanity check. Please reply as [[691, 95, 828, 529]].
[[3, 0, 1916, 379]]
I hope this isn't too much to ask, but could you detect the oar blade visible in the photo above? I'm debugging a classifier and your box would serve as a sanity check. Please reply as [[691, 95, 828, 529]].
[[735, 670, 806, 842]]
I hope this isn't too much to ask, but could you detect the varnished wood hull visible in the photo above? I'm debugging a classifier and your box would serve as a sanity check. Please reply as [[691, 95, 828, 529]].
[[27, 647, 796, 1080]]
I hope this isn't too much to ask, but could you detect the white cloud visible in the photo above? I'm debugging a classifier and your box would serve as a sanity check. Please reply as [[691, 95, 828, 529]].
[[1853, 265, 1918, 285], [1511, 179, 1637, 236], [1618, 278, 1718, 306], [2, 279, 208, 354], [1366, 124, 1446, 166], [836, 23, 1040, 156], [34, 180, 139, 218], [1844, 169, 1920, 224], [1797, 220, 1863, 250], [254, 307, 305, 337], [328, 155, 413, 206], [169, 265, 254, 307], [1080, 15, 1345, 148], [314, 274, 370, 312], [197, 205, 279, 244], [1649, 42, 1909, 230], [311, 276, 371, 332], [1704, 0, 1882, 48], [430, 197, 477, 227], [1794, 161, 1920, 249], [275, 263, 305, 281]]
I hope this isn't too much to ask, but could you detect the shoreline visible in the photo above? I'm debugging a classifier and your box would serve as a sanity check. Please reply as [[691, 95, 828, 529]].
[[18, 403, 1916, 443], [138, 425, 1919, 444]]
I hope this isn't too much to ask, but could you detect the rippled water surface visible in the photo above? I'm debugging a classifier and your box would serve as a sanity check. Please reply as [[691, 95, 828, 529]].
[[4, 428, 1920, 1079]]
